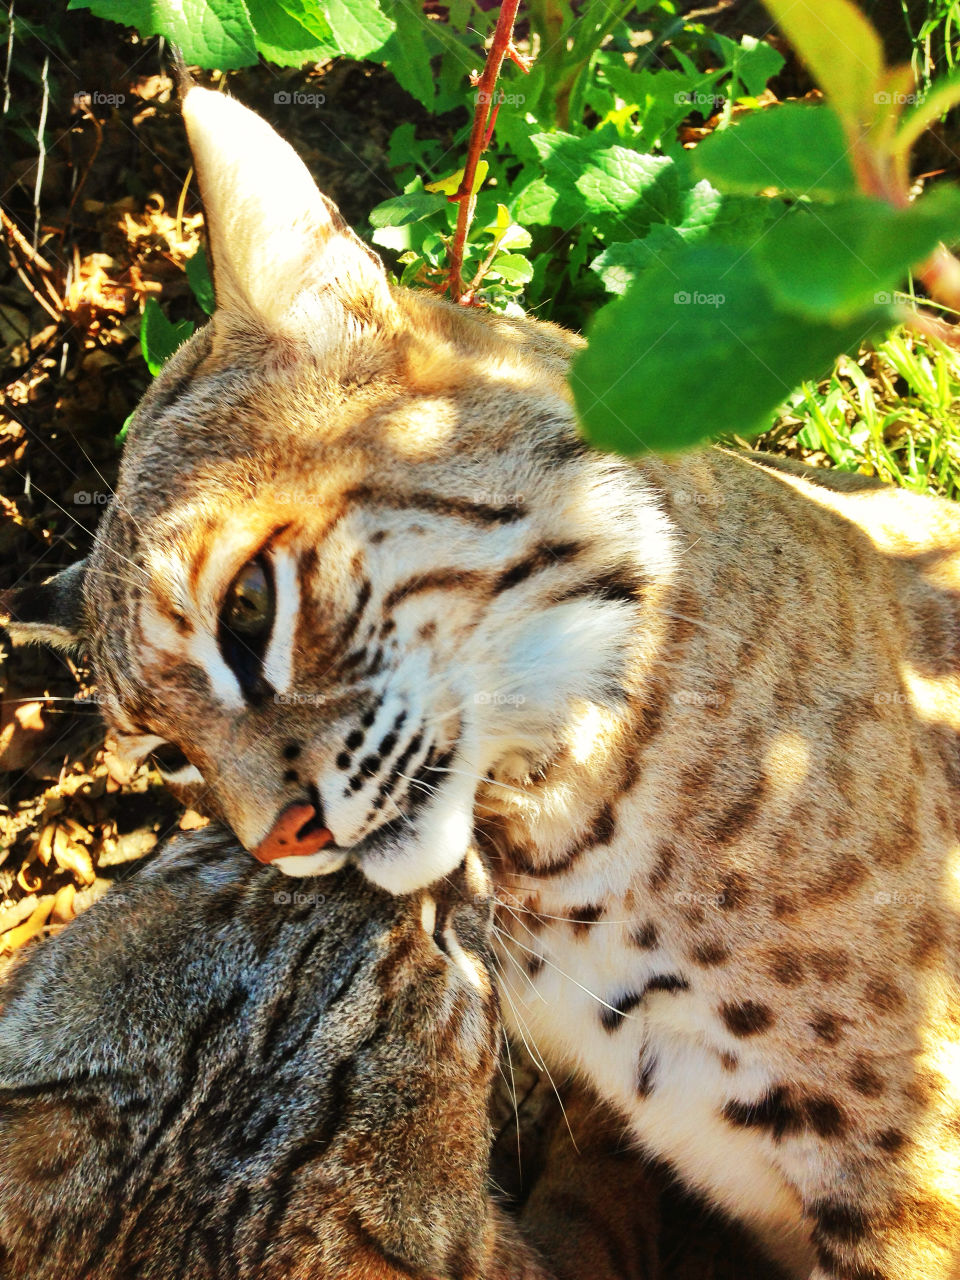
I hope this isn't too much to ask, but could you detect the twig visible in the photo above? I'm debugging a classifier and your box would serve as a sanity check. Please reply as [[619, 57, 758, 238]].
[[445, 1, 526, 304], [0, 206, 55, 275], [32, 53, 49, 250], [0, 207, 62, 322], [3, 1, 14, 117]]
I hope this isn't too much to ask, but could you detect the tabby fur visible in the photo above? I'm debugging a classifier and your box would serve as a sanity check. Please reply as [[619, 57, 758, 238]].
[[0, 826, 545, 1279]]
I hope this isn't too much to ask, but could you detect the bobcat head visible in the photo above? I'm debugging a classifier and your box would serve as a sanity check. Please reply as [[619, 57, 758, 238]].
[[2, 87, 672, 893]]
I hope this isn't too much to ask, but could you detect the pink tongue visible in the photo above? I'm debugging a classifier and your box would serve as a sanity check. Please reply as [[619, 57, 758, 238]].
[[253, 803, 334, 863]]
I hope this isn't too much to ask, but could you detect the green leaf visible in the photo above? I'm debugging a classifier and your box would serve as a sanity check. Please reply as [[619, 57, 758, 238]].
[[591, 234, 683, 294], [185, 247, 215, 316], [274, 0, 334, 43], [599, 65, 723, 147], [754, 187, 960, 320], [711, 32, 785, 97], [577, 146, 678, 222], [490, 253, 534, 284], [141, 298, 195, 377], [317, 0, 394, 58], [513, 176, 581, 228], [368, 190, 448, 228], [68, 0, 258, 68], [590, 185, 778, 295], [572, 242, 888, 454], [693, 103, 857, 199], [530, 133, 682, 235], [379, 0, 434, 110], [248, 0, 335, 62], [761, 0, 883, 131]]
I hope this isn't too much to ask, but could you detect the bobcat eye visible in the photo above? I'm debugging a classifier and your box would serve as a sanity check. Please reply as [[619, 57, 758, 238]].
[[149, 743, 191, 775], [221, 557, 274, 640]]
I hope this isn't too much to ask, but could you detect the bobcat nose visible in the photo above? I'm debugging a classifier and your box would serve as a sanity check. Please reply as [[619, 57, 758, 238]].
[[253, 800, 334, 863]]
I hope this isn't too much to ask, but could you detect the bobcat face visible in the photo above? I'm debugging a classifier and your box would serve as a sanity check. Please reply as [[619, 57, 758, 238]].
[[2, 87, 666, 893]]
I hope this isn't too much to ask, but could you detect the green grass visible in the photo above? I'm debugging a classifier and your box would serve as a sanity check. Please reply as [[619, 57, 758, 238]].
[[901, 0, 960, 83], [744, 2, 960, 501], [753, 325, 960, 501]]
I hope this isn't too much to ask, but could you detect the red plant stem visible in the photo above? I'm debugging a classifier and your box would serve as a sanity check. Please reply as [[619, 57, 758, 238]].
[[446, 0, 523, 303]]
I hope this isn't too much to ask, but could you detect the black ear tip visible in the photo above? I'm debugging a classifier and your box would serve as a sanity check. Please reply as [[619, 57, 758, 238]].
[[169, 45, 195, 99], [1, 561, 89, 650]]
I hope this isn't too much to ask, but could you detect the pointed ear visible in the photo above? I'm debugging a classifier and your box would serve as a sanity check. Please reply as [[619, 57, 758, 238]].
[[181, 86, 390, 335], [0, 561, 88, 651]]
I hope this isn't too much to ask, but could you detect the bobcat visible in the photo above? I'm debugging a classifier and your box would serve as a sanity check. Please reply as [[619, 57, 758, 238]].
[[0, 824, 656, 1280], [4, 83, 960, 1280]]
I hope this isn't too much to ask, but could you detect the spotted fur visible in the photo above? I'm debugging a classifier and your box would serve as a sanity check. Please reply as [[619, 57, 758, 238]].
[[4, 86, 960, 1279]]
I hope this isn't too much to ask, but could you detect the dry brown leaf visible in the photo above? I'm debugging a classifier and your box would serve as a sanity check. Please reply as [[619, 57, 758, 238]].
[[52, 828, 95, 885], [50, 882, 76, 924], [0, 894, 38, 934], [33, 822, 56, 866], [1, 895, 54, 951]]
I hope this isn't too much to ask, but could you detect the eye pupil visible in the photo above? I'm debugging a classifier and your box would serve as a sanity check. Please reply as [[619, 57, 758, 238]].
[[224, 559, 272, 638]]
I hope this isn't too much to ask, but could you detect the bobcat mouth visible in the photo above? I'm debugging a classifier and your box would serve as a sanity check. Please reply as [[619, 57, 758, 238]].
[[253, 800, 336, 864]]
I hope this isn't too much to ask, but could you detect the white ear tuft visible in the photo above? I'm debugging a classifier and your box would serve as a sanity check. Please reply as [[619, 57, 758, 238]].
[[181, 87, 389, 334]]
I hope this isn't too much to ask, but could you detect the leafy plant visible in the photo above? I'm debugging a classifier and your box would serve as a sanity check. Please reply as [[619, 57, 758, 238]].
[[573, 0, 960, 453], [72, 0, 960, 466]]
